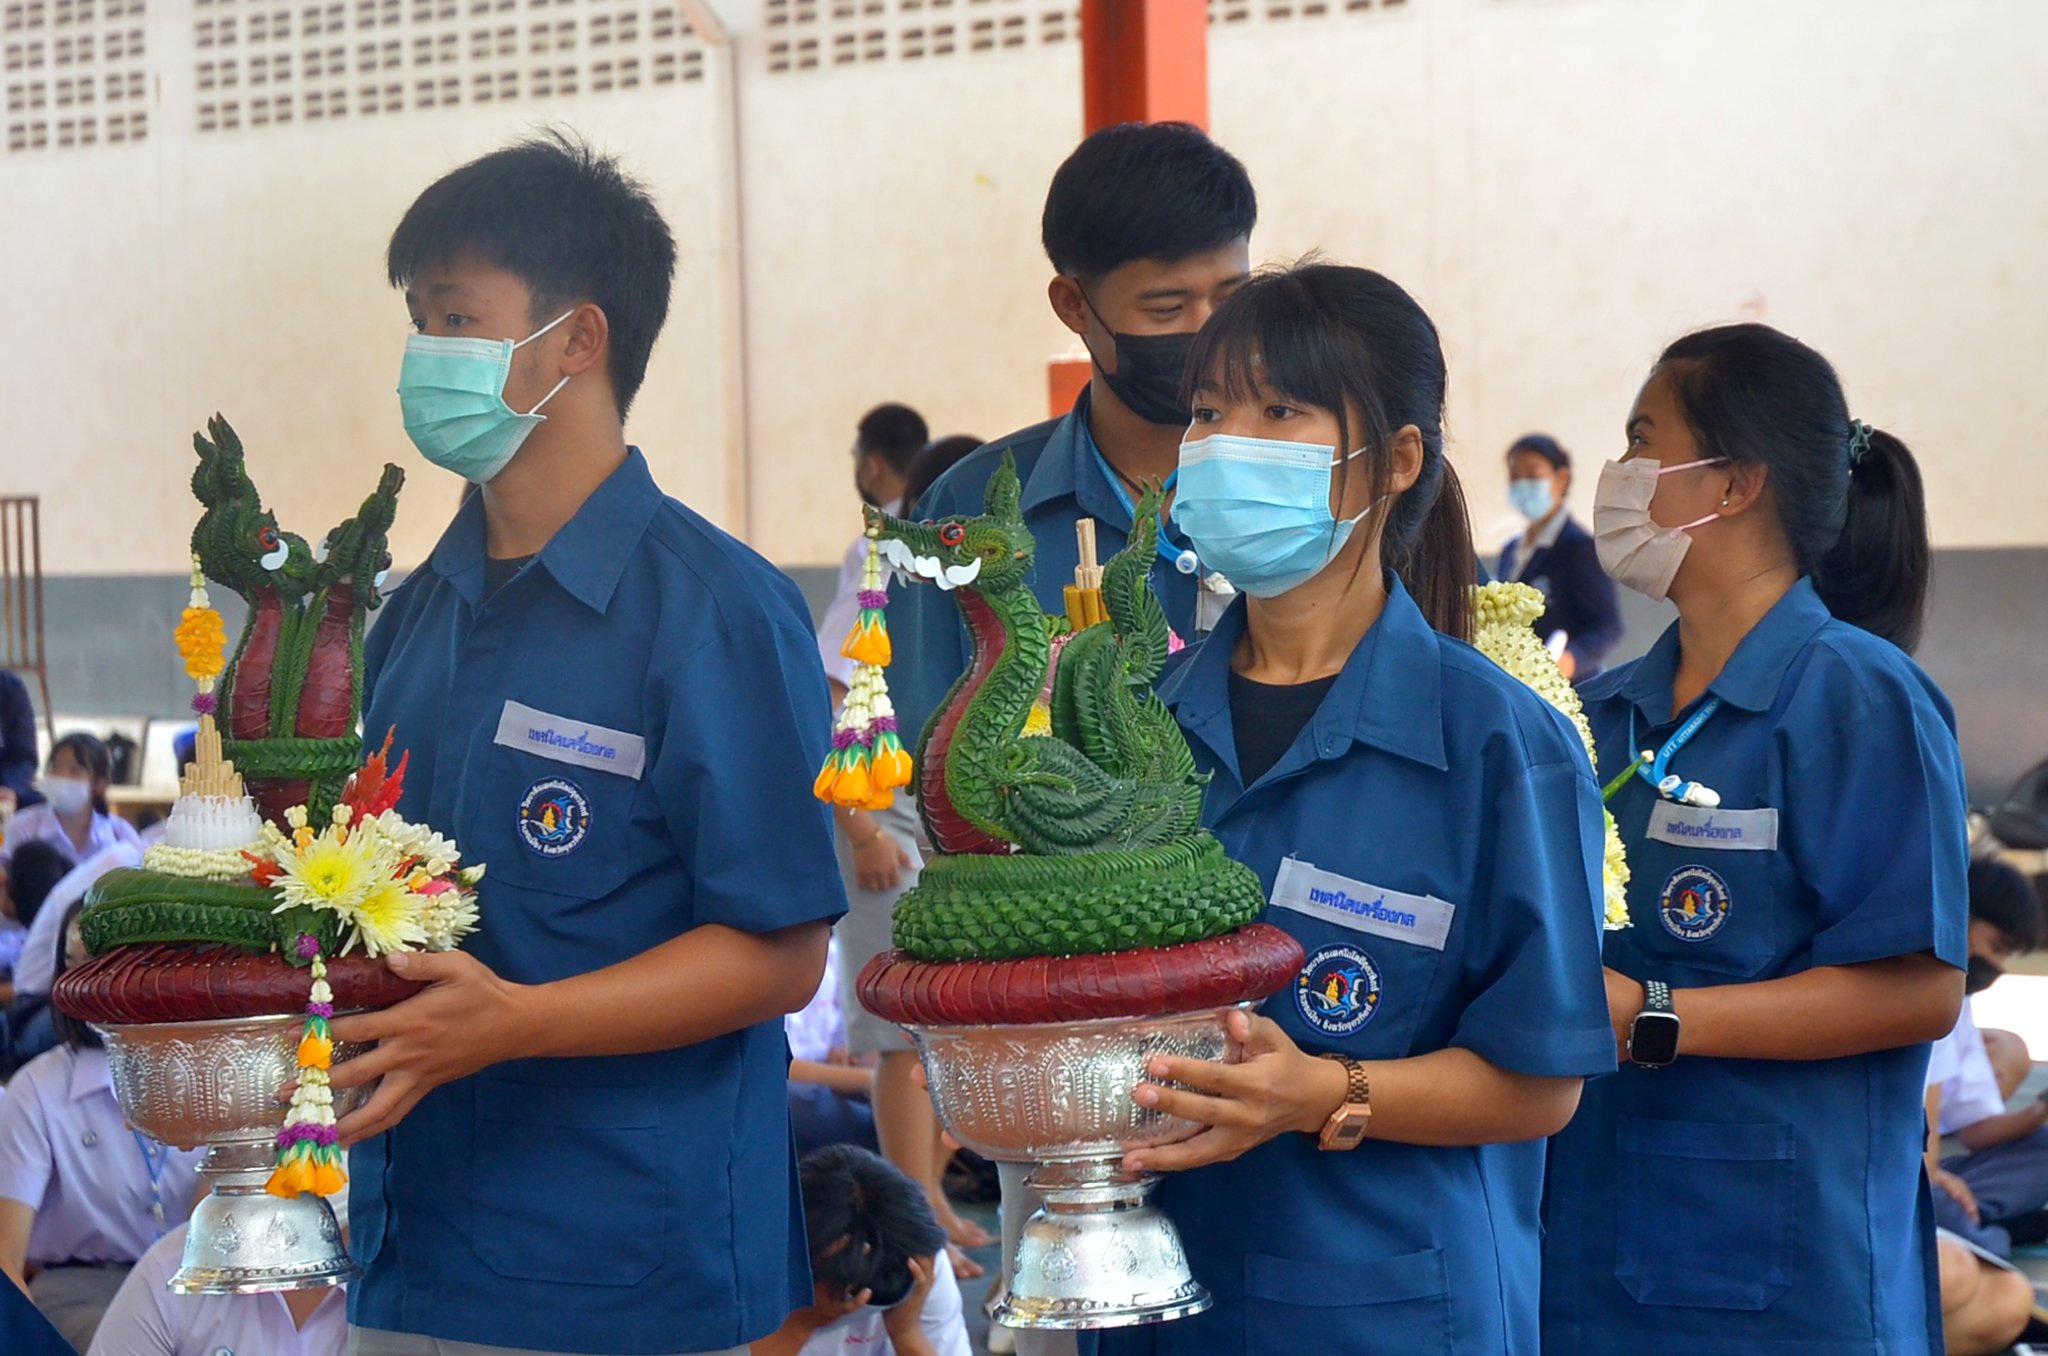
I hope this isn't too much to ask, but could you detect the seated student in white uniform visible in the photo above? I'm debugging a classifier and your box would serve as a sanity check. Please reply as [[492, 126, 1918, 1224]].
[[1, 734, 142, 869], [0, 904, 206, 1352], [755, 1146, 971, 1356], [11, 842, 145, 1006], [1927, 1014, 2039, 1355], [86, 1189, 350, 1356], [0, 840, 73, 1009]]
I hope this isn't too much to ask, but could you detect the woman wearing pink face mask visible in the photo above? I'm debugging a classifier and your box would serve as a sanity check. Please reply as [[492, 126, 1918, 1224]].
[[1, 734, 139, 869], [1542, 324, 1969, 1356]]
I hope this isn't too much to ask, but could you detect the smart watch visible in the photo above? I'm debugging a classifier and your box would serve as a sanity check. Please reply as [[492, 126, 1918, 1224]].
[[1314, 1054, 1371, 1150], [1628, 979, 1682, 1068]]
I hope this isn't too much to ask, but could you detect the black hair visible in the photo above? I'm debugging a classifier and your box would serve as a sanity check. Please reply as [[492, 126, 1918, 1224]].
[[1656, 324, 1931, 651], [387, 129, 677, 418], [902, 435, 984, 516], [1041, 122, 1257, 280], [1508, 434, 1569, 471], [6, 840, 71, 932], [799, 1144, 947, 1308], [1184, 261, 1475, 639], [856, 404, 931, 474], [49, 731, 112, 814], [1969, 857, 2041, 953], [50, 899, 101, 1051]]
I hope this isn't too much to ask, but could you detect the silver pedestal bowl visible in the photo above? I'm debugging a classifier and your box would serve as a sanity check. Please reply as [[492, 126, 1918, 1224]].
[[96, 1013, 370, 1294], [908, 1004, 1244, 1330]]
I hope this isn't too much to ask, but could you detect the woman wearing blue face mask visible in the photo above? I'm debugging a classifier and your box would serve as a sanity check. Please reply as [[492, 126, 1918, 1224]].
[[1094, 263, 1614, 1356], [1541, 325, 1967, 1356], [1496, 435, 1623, 680]]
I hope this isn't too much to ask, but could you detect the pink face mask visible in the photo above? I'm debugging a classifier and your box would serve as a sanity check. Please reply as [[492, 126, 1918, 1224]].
[[1592, 457, 1726, 601]]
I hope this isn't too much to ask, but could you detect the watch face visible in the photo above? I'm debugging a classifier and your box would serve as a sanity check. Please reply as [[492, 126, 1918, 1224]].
[[1630, 1011, 1682, 1066]]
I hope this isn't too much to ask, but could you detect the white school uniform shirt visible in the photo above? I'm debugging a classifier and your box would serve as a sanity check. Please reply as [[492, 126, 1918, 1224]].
[[798, 1248, 972, 1356], [12, 841, 143, 998], [815, 499, 902, 691], [1928, 996, 2007, 1135], [86, 1222, 348, 1356], [1498, 506, 1571, 583], [0, 1045, 205, 1267], [786, 936, 848, 1063], [2, 804, 143, 867]]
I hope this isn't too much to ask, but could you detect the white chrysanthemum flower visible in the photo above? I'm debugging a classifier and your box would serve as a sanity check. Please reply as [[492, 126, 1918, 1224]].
[[366, 811, 461, 878], [1470, 582, 1631, 929], [339, 875, 431, 957]]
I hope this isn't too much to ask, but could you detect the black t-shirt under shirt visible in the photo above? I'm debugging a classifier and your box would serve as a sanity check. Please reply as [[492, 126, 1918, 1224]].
[[483, 554, 532, 598], [1228, 669, 1339, 787]]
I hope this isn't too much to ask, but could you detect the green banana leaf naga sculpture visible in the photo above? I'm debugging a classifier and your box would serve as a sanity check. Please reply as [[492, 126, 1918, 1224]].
[[191, 415, 404, 826], [867, 453, 1265, 961]]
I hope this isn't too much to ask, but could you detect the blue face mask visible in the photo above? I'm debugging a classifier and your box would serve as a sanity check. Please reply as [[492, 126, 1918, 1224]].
[[1507, 476, 1554, 521], [1171, 433, 1376, 598], [397, 310, 574, 483]]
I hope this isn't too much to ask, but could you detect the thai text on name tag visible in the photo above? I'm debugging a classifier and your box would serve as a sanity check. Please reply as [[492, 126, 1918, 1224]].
[[1271, 858, 1455, 951], [1646, 802, 1778, 852], [494, 701, 647, 779]]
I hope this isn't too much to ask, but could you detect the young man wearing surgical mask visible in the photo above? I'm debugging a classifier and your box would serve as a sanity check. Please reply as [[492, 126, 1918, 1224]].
[[881, 120, 1254, 1356], [1496, 434, 1622, 680], [328, 132, 846, 1356], [1924, 858, 2048, 1260]]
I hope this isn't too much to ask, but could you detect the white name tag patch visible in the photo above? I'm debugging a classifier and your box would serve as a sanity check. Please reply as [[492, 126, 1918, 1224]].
[[1646, 801, 1779, 852], [494, 701, 647, 780], [1270, 858, 1455, 951]]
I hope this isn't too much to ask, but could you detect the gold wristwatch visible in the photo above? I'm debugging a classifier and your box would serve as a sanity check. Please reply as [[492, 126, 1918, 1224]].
[[1315, 1054, 1371, 1151]]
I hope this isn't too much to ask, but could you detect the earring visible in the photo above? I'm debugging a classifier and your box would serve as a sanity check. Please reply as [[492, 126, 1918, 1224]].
[[1720, 498, 1731, 506]]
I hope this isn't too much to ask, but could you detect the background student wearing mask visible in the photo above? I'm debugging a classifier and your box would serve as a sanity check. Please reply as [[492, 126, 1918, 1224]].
[[1541, 325, 1969, 1356], [1495, 434, 1623, 679], [881, 121, 1256, 1346], [886, 120, 1258, 749], [2, 733, 141, 867]]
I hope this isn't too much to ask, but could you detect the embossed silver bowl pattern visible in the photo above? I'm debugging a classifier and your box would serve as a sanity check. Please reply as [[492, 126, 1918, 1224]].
[[909, 1007, 1236, 1163], [97, 1014, 372, 1293], [908, 1007, 1247, 1328]]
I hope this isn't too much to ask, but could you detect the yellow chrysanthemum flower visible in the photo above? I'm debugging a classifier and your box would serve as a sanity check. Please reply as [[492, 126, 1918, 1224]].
[[273, 827, 387, 915], [343, 875, 431, 958]]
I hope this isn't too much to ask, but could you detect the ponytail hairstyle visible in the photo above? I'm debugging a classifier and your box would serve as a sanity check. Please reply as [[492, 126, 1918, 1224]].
[[50, 731, 113, 815], [1656, 324, 1931, 651], [1182, 261, 1475, 639]]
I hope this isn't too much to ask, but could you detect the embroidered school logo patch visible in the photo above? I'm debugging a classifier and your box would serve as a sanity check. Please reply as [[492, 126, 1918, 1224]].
[[1295, 944, 1382, 1037], [517, 777, 591, 858], [1659, 864, 1732, 943]]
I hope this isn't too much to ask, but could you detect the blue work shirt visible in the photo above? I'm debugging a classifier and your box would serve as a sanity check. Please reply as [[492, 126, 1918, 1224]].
[[886, 390, 1204, 747], [348, 450, 846, 1355], [1541, 578, 1968, 1356], [1100, 581, 1614, 1356]]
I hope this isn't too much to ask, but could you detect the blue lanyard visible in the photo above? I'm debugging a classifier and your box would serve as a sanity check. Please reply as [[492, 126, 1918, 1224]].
[[1089, 443, 1196, 575], [130, 1129, 167, 1238], [1626, 697, 1724, 808]]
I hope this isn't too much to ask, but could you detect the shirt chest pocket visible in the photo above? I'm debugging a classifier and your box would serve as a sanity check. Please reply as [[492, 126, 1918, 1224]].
[[1633, 804, 1791, 981], [1266, 858, 1451, 1060], [473, 741, 639, 900]]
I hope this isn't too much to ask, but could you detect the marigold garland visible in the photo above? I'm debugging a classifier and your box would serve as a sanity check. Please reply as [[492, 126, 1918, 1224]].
[[817, 531, 914, 810], [175, 558, 228, 689]]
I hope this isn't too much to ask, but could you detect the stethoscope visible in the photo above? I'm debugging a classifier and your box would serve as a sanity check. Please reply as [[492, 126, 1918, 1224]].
[[1611, 698, 1724, 809], [1089, 443, 1203, 578]]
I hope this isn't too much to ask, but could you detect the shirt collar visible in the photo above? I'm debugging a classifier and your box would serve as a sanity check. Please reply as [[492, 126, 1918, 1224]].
[[424, 449, 663, 614], [1162, 576, 1450, 778], [1019, 388, 1130, 529], [1599, 576, 1833, 722], [1531, 507, 1570, 552], [66, 1045, 110, 1104]]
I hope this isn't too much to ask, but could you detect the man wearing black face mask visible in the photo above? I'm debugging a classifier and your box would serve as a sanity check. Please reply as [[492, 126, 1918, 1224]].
[[1925, 858, 2048, 1258], [885, 122, 1257, 756]]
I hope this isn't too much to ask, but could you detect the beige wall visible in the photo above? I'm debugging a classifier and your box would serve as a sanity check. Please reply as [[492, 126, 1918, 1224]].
[[5, 0, 2045, 577]]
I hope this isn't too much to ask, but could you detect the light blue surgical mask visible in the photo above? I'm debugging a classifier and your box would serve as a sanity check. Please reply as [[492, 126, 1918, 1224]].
[[1171, 433, 1377, 598], [397, 310, 574, 483], [1507, 476, 1554, 521]]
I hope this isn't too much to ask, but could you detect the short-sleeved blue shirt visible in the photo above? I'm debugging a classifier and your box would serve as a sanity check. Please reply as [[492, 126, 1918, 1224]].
[[885, 390, 1203, 748], [347, 450, 847, 1355], [1541, 579, 1968, 1356], [1099, 581, 1615, 1356]]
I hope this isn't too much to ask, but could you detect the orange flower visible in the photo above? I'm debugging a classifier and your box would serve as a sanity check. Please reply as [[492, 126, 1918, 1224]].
[[833, 759, 872, 807], [297, 1031, 334, 1069], [812, 752, 840, 802], [311, 1159, 348, 1196], [841, 622, 891, 667]]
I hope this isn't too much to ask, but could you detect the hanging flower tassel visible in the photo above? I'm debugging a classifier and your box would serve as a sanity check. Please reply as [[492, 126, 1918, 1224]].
[[817, 531, 914, 809], [267, 934, 348, 1198]]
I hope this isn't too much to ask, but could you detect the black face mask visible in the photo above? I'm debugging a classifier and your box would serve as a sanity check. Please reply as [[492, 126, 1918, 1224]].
[[1077, 287, 1197, 428], [1966, 955, 2005, 995]]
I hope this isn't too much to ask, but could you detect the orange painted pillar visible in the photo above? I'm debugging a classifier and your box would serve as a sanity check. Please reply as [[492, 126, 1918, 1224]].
[[1050, 0, 1211, 414]]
